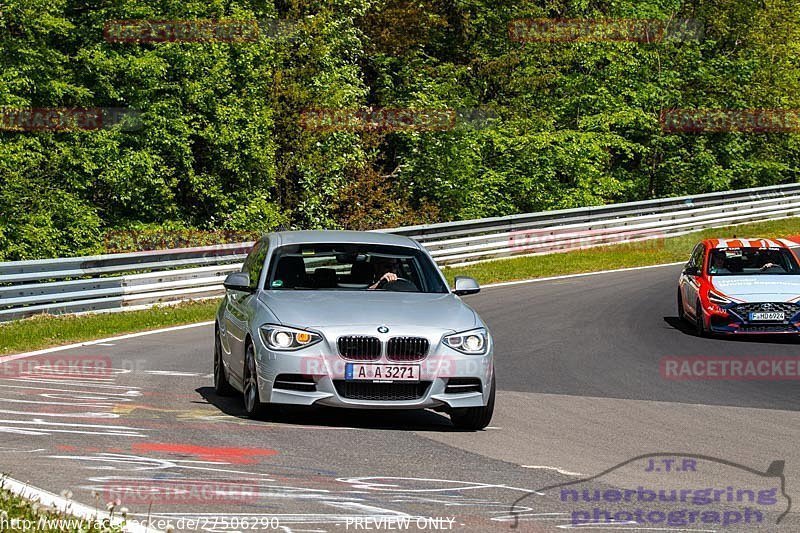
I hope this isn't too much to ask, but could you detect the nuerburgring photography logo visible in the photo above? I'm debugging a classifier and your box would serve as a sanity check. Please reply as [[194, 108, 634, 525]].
[[509, 453, 791, 529]]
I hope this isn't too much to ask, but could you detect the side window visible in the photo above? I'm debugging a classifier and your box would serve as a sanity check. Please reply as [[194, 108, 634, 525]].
[[688, 244, 704, 271], [248, 241, 269, 290], [241, 238, 269, 290], [241, 243, 259, 275]]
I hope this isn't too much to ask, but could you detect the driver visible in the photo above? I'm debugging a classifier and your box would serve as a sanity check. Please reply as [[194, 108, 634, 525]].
[[708, 253, 730, 275], [368, 256, 401, 289]]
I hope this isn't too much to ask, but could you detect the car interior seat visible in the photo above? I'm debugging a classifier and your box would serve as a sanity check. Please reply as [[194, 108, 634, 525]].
[[349, 261, 373, 285], [313, 267, 339, 288], [273, 256, 307, 288], [727, 256, 744, 273]]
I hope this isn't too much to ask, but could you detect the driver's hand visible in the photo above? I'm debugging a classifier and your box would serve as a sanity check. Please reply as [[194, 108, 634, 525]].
[[368, 272, 398, 289], [760, 263, 778, 270]]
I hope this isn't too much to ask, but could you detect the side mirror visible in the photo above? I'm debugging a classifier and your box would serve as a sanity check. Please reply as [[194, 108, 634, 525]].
[[223, 272, 254, 292], [453, 276, 480, 296], [683, 266, 700, 276]]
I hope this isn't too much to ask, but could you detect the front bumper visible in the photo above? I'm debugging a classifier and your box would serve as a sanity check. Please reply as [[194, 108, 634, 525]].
[[706, 302, 800, 335], [252, 325, 494, 410]]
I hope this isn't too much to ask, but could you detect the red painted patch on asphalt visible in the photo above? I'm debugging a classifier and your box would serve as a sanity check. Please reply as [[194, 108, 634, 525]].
[[132, 442, 278, 464]]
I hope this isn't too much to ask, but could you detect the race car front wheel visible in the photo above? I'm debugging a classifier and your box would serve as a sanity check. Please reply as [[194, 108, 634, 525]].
[[677, 291, 687, 322], [214, 327, 235, 397], [695, 302, 707, 337], [243, 341, 269, 419]]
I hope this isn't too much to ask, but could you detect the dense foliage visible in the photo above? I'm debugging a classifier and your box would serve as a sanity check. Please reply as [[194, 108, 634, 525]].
[[0, 0, 798, 259]]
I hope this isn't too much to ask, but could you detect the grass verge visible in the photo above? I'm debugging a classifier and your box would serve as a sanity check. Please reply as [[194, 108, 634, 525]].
[[0, 299, 220, 356], [1, 217, 798, 356], [0, 480, 122, 532]]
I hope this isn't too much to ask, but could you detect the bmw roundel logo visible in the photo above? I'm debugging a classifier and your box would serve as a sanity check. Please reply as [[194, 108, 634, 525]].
[[377, 326, 389, 333]]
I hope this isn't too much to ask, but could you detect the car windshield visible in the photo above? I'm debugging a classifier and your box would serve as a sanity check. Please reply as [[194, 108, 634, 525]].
[[266, 243, 448, 293], [707, 247, 800, 276]]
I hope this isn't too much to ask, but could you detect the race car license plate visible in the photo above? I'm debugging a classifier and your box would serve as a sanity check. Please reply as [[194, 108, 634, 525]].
[[749, 312, 785, 321], [345, 363, 420, 382]]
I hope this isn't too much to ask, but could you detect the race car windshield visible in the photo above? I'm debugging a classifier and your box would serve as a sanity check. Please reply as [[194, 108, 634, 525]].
[[707, 247, 800, 276], [266, 243, 448, 293]]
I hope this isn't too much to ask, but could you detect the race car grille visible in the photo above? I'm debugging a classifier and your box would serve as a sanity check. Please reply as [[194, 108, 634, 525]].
[[738, 325, 798, 333], [731, 303, 800, 320], [334, 381, 431, 401], [386, 337, 429, 361], [337, 336, 381, 361]]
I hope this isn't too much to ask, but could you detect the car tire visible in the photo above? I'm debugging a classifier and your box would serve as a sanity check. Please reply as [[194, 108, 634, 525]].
[[450, 373, 495, 431], [677, 291, 687, 322], [695, 302, 707, 337], [243, 341, 268, 419], [214, 327, 235, 397]]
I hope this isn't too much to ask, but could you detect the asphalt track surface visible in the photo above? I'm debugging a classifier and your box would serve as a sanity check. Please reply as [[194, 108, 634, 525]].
[[1, 263, 798, 532]]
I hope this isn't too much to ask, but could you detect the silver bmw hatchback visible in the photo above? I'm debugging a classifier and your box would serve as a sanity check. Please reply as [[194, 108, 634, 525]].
[[214, 230, 495, 430]]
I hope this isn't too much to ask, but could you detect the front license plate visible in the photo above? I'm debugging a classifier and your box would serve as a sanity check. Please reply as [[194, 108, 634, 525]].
[[749, 312, 785, 321], [345, 363, 420, 382]]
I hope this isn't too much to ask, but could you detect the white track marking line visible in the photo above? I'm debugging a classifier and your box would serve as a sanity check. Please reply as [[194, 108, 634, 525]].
[[520, 465, 583, 476], [0, 418, 144, 430], [143, 370, 202, 377], [0, 321, 214, 363], [5, 378, 137, 390], [481, 262, 684, 289], [1, 475, 160, 532], [0, 383, 141, 396], [0, 397, 114, 408]]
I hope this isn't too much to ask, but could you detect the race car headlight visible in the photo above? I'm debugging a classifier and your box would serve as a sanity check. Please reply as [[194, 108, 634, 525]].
[[260, 325, 322, 351], [443, 328, 488, 355], [708, 290, 733, 306]]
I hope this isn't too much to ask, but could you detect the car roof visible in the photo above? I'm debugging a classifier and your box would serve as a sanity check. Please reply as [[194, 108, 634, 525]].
[[701, 238, 799, 249], [270, 230, 421, 249]]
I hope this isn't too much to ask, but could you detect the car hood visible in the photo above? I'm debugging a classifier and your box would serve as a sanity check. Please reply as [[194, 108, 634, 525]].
[[711, 275, 800, 302], [258, 290, 478, 328]]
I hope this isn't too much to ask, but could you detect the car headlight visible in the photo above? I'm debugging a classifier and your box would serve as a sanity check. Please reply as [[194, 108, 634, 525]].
[[708, 290, 733, 306], [443, 328, 488, 355], [260, 325, 322, 351]]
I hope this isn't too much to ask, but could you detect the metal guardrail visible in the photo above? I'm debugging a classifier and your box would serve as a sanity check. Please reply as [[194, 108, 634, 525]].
[[1, 183, 799, 321]]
